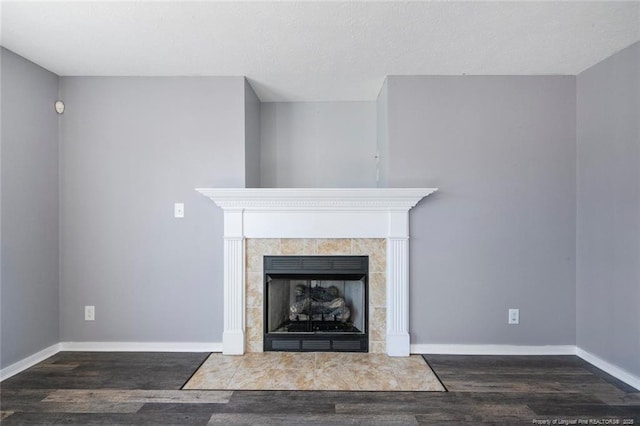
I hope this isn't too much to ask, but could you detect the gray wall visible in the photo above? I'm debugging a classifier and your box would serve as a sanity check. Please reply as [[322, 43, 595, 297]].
[[376, 80, 389, 188], [576, 42, 640, 377], [3, 41, 637, 383], [260, 102, 377, 188], [386, 76, 577, 345], [244, 80, 261, 188], [58, 76, 246, 342], [1, 48, 59, 368]]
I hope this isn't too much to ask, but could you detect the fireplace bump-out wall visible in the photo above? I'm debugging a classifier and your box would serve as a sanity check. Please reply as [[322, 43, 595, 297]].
[[196, 188, 437, 356]]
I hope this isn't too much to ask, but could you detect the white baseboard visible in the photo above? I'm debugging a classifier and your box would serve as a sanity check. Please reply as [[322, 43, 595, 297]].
[[575, 347, 640, 391], [59, 341, 223, 352], [411, 344, 577, 356], [0, 343, 61, 381]]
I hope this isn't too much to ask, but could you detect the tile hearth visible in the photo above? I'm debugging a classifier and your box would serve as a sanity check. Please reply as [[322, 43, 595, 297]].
[[183, 353, 446, 392]]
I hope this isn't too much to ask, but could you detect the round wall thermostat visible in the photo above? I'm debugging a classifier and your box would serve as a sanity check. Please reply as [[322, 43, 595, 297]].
[[54, 100, 65, 114]]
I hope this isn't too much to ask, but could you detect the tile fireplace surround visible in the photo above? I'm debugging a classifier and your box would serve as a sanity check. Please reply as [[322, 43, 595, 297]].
[[196, 188, 437, 357]]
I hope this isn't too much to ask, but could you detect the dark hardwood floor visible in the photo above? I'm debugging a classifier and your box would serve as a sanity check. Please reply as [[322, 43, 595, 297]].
[[1, 352, 638, 424]]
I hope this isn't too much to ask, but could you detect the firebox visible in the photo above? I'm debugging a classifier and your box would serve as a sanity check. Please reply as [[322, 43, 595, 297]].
[[263, 255, 368, 352]]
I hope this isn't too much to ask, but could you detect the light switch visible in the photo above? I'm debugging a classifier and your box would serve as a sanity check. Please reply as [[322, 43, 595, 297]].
[[508, 308, 519, 325], [174, 203, 184, 218]]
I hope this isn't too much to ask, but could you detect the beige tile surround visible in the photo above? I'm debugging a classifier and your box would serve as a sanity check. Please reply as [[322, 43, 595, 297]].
[[245, 238, 387, 353]]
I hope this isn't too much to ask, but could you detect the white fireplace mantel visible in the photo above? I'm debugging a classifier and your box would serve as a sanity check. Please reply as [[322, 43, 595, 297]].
[[196, 187, 437, 356]]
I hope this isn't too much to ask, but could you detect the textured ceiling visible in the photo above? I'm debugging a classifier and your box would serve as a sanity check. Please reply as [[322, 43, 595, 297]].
[[1, 1, 639, 102]]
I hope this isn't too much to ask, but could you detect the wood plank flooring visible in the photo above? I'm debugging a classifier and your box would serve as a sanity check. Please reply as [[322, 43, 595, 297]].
[[1, 352, 638, 424]]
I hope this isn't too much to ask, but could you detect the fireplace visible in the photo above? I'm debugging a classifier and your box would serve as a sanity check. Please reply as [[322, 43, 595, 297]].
[[264, 255, 368, 352], [195, 188, 437, 356]]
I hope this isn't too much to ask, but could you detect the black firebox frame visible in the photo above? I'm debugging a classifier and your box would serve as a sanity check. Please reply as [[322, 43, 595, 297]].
[[263, 255, 369, 352]]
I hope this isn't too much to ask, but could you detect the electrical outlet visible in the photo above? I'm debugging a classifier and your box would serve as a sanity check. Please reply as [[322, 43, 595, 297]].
[[508, 308, 519, 325], [85, 305, 95, 321], [174, 203, 184, 218]]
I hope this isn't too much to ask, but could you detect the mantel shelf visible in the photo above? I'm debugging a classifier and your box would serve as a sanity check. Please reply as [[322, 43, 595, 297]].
[[195, 188, 437, 210]]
